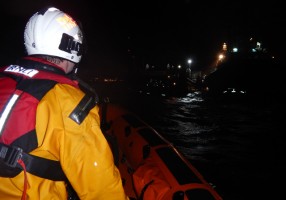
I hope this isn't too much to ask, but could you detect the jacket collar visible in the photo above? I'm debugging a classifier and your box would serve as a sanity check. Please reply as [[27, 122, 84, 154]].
[[17, 56, 66, 75]]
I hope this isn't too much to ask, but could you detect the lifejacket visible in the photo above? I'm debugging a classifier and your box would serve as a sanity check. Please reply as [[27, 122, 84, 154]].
[[0, 57, 98, 198]]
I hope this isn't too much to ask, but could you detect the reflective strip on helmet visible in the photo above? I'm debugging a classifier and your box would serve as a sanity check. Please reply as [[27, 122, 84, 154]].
[[0, 91, 22, 136], [56, 14, 77, 31]]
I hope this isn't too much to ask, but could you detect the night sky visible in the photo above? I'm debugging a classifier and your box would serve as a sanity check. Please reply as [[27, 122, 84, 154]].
[[1, 0, 285, 77]]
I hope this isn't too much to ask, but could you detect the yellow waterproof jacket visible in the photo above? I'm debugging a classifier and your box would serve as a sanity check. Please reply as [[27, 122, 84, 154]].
[[0, 62, 128, 200]]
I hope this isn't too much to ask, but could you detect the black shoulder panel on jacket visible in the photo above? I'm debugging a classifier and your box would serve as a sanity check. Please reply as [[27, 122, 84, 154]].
[[17, 79, 58, 100], [69, 94, 97, 124]]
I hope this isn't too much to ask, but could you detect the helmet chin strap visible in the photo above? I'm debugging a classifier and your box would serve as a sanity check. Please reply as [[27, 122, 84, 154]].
[[73, 67, 78, 74], [73, 61, 80, 73], [67, 64, 78, 76]]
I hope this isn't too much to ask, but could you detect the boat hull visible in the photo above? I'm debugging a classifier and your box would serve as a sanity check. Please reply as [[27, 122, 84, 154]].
[[100, 103, 222, 200]]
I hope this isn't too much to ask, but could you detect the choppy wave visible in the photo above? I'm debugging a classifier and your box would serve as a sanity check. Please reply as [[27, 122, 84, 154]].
[[94, 82, 285, 200]]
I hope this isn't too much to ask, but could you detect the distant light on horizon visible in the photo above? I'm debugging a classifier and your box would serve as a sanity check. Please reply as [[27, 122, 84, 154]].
[[218, 54, 224, 60], [232, 48, 238, 52]]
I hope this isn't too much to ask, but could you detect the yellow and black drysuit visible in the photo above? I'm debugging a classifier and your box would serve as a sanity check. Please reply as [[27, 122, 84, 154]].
[[0, 57, 128, 200]]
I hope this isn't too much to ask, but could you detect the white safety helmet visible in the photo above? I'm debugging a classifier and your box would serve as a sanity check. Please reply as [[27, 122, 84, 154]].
[[24, 7, 84, 63]]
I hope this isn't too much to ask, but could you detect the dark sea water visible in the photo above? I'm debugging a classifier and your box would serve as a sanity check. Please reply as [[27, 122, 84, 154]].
[[94, 81, 285, 200]]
